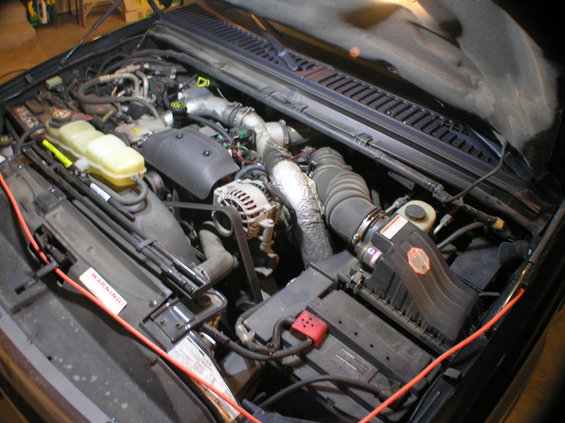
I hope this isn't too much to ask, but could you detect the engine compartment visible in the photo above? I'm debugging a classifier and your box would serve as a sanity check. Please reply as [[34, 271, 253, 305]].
[[0, 12, 551, 423]]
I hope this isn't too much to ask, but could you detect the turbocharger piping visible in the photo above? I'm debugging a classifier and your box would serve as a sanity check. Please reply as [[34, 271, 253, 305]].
[[183, 90, 334, 265]]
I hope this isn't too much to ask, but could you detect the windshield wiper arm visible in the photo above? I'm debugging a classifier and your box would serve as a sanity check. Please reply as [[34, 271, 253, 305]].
[[251, 14, 299, 71]]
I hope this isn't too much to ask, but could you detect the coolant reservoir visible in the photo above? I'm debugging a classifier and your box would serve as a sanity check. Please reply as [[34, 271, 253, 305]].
[[46, 112, 145, 187], [395, 200, 436, 234], [60, 120, 104, 155]]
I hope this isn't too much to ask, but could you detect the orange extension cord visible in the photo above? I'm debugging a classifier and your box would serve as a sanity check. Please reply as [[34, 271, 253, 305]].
[[358, 287, 524, 422], [0, 172, 260, 423], [0, 171, 524, 423]]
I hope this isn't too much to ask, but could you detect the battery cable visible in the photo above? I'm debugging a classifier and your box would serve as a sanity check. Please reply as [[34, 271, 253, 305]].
[[0, 171, 524, 423]]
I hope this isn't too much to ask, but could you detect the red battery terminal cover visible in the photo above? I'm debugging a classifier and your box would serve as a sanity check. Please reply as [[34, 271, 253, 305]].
[[290, 311, 329, 348]]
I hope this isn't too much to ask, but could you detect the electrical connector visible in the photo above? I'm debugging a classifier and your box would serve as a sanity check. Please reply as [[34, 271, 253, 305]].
[[290, 311, 328, 348]]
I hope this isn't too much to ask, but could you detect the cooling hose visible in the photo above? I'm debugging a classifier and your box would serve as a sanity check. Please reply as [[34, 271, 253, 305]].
[[196, 226, 234, 284]]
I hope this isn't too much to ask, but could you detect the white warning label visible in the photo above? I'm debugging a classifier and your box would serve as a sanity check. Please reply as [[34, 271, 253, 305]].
[[170, 336, 240, 421], [79, 267, 127, 315], [380, 215, 408, 240]]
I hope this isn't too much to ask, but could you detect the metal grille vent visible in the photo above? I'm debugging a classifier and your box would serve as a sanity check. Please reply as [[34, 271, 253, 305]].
[[315, 71, 496, 165], [165, 5, 496, 166], [166, 4, 317, 72]]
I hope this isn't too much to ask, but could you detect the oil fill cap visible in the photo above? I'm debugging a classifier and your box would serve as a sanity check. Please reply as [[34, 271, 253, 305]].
[[50, 109, 73, 128], [170, 101, 187, 114]]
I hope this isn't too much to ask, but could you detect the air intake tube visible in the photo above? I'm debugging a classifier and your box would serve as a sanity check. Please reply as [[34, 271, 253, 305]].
[[196, 226, 234, 284], [311, 147, 381, 244], [312, 147, 478, 343]]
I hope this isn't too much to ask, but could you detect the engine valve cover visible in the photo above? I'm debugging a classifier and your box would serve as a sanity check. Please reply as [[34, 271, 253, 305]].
[[139, 126, 239, 199]]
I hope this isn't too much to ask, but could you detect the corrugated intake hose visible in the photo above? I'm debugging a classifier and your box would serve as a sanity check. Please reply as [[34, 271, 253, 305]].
[[312, 148, 480, 343], [196, 226, 234, 284], [183, 89, 334, 265], [311, 147, 380, 243]]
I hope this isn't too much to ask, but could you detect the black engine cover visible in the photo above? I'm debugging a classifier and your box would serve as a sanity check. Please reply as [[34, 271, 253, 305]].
[[139, 126, 239, 199]]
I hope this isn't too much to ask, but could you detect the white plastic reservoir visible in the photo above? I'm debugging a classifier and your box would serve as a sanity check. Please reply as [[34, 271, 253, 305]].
[[46, 118, 145, 187]]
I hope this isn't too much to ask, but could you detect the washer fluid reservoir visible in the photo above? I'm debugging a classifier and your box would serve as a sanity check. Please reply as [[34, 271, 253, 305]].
[[395, 200, 436, 233], [46, 111, 145, 187]]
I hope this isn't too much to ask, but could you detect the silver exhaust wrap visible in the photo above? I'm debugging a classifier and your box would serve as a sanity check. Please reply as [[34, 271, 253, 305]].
[[184, 91, 333, 265]]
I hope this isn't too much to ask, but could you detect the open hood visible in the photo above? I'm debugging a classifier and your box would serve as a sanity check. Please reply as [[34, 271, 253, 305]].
[[225, 0, 560, 174]]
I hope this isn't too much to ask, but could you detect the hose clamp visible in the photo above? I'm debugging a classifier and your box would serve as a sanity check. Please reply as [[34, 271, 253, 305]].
[[352, 208, 382, 245]]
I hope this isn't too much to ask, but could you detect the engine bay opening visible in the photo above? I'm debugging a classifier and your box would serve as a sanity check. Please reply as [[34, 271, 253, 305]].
[[0, 14, 550, 423]]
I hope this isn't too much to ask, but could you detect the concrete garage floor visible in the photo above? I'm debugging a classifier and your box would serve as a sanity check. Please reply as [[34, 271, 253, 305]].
[[505, 309, 565, 423], [0, 5, 564, 423], [0, 11, 128, 83]]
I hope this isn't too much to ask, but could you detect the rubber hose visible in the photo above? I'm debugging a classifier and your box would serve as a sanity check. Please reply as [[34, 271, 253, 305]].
[[76, 77, 163, 122], [94, 177, 149, 206], [234, 164, 268, 180], [196, 227, 234, 284], [437, 221, 486, 250], [13, 123, 44, 156], [311, 147, 379, 242]]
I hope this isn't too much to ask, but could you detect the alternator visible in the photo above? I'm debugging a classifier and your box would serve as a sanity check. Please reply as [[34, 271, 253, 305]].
[[213, 180, 280, 240]]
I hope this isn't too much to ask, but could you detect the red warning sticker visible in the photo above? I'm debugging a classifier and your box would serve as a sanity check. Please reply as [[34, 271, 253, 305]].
[[407, 247, 430, 275]]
